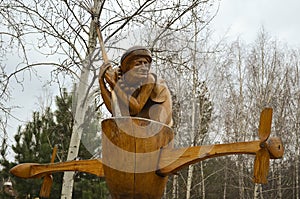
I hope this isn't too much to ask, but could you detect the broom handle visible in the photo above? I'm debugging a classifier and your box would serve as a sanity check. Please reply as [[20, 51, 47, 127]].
[[95, 21, 122, 117], [95, 22, 109, 64]]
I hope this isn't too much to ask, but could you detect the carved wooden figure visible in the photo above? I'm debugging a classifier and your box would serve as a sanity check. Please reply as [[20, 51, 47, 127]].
[[99, 46, 173, 126], [10, 108, 283, 198], [10, 46, 284, 199]]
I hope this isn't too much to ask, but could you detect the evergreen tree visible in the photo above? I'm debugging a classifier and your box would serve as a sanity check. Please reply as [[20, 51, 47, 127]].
[[0, 88, 108, 198]]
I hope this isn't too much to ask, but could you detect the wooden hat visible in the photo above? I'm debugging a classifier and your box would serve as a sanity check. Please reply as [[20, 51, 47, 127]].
[[120, 46, 152, 72]]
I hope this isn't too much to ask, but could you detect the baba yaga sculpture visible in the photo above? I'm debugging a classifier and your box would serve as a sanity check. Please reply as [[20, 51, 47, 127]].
[[10, 24, 284, 199]]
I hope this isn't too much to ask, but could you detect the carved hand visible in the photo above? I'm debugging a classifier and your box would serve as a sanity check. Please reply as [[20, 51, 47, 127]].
[[99, 62, 118, 89]]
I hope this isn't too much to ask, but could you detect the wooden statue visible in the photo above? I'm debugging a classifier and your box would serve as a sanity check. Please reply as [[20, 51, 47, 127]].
[[10, 25, 284, 199], [10, 108, 284, 198], [99, 46, 173, 126]]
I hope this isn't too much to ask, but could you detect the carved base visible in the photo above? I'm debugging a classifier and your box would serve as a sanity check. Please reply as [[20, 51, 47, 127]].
[[101, 117, 174, 199]]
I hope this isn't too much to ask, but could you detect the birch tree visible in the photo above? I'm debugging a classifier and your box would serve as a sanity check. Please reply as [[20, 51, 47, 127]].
[[245, 31, 287, 198], [1, 0, 219, 198], [216, 39, 250, 199], [292, 58, 300, 199], [286, 49, 300, 199], [123, 1, 219, 198], [215, 30, 297, 198]]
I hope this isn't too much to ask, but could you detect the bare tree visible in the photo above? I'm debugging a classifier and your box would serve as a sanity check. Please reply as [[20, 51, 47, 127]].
[[213, 29, 298, 198], [1, 0, 219, 198], [286, 49, 300, 199]]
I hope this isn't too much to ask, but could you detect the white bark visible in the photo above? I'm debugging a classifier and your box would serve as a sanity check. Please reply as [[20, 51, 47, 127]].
[[277, 162, 282, 199], [259, 184, 264, 199], [186, 5, 199, 197], [295, 62, 300, 199], [172, 175, 178, 199], [60, 59, 92, 199], [186, 165, 194, 199], [295, 104, 299, 199], [186, 71, 196, 199], [60, 1, 99, 198], [186, 62, 196, 199], [254, 183, 265, 199], [253, 184, 259, 199], [200, 161, 205, 199], [238, 162, 244, 199], [223, 162, 227, 199], [296, 144, 299, 199]]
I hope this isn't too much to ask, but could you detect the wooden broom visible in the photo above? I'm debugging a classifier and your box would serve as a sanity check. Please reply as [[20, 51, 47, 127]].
[[91, 3, 122, 117]]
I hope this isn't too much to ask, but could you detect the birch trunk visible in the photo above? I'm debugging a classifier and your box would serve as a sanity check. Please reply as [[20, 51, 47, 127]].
[[200, 161, 205, 199], [223, 160, 227, 199], [60, 2, 99, 198], [295, 114, 299, 199], [295, 69, 300, 199], [238, 161, 244, 199], [186, 89, 195, 199], [60, 54, 95, 199], [186, 66, 196, 199], [60, 54, 93, 199], [186, 60, 196, 199], [185, 4, 199, 197], [296, 144, 299, 199], [253, 183, 260, 199], [254, 183, 265, 199], [259, 184, 264, 199], [277, 162, 282, 199], [186, 165, 194, 199], [172, 175, 178, 199]]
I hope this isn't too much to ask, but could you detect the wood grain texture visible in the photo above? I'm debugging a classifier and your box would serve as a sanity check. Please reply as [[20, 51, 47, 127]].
[[253, 148, 270, 184], [101, 117, 174, 199], [10, 159, 104, 179], [267, 137, 284, 159], [259, 108, 273, 142], [39, 145, 57, 197], [158, 141, 261, 175]]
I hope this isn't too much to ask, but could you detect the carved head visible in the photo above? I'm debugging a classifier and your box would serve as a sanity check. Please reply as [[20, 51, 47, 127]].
[[120, 46, 152, 73], [120, 46, 152, 85]]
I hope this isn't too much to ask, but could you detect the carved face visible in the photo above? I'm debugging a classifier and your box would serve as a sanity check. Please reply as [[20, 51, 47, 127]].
[[123, 57, 151, 86]]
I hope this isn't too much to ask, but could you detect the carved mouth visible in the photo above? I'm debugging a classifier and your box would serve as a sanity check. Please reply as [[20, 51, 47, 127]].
[[136, 71, 148, 77]]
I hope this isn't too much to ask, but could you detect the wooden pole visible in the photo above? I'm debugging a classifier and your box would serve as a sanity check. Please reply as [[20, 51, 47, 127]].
[[94, 17, 121, 116]]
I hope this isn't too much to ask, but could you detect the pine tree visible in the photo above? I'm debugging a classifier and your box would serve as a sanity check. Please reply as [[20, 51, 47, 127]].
[[1, 88, 108, 198]]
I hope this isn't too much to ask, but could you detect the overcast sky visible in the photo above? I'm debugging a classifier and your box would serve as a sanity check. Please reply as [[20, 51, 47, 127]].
[[5, 0, 300, 158], [211, 0, 300, 47]]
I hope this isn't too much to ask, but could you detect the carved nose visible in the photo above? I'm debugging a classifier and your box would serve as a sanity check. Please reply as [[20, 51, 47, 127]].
[[139, 64, 149, 73]]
